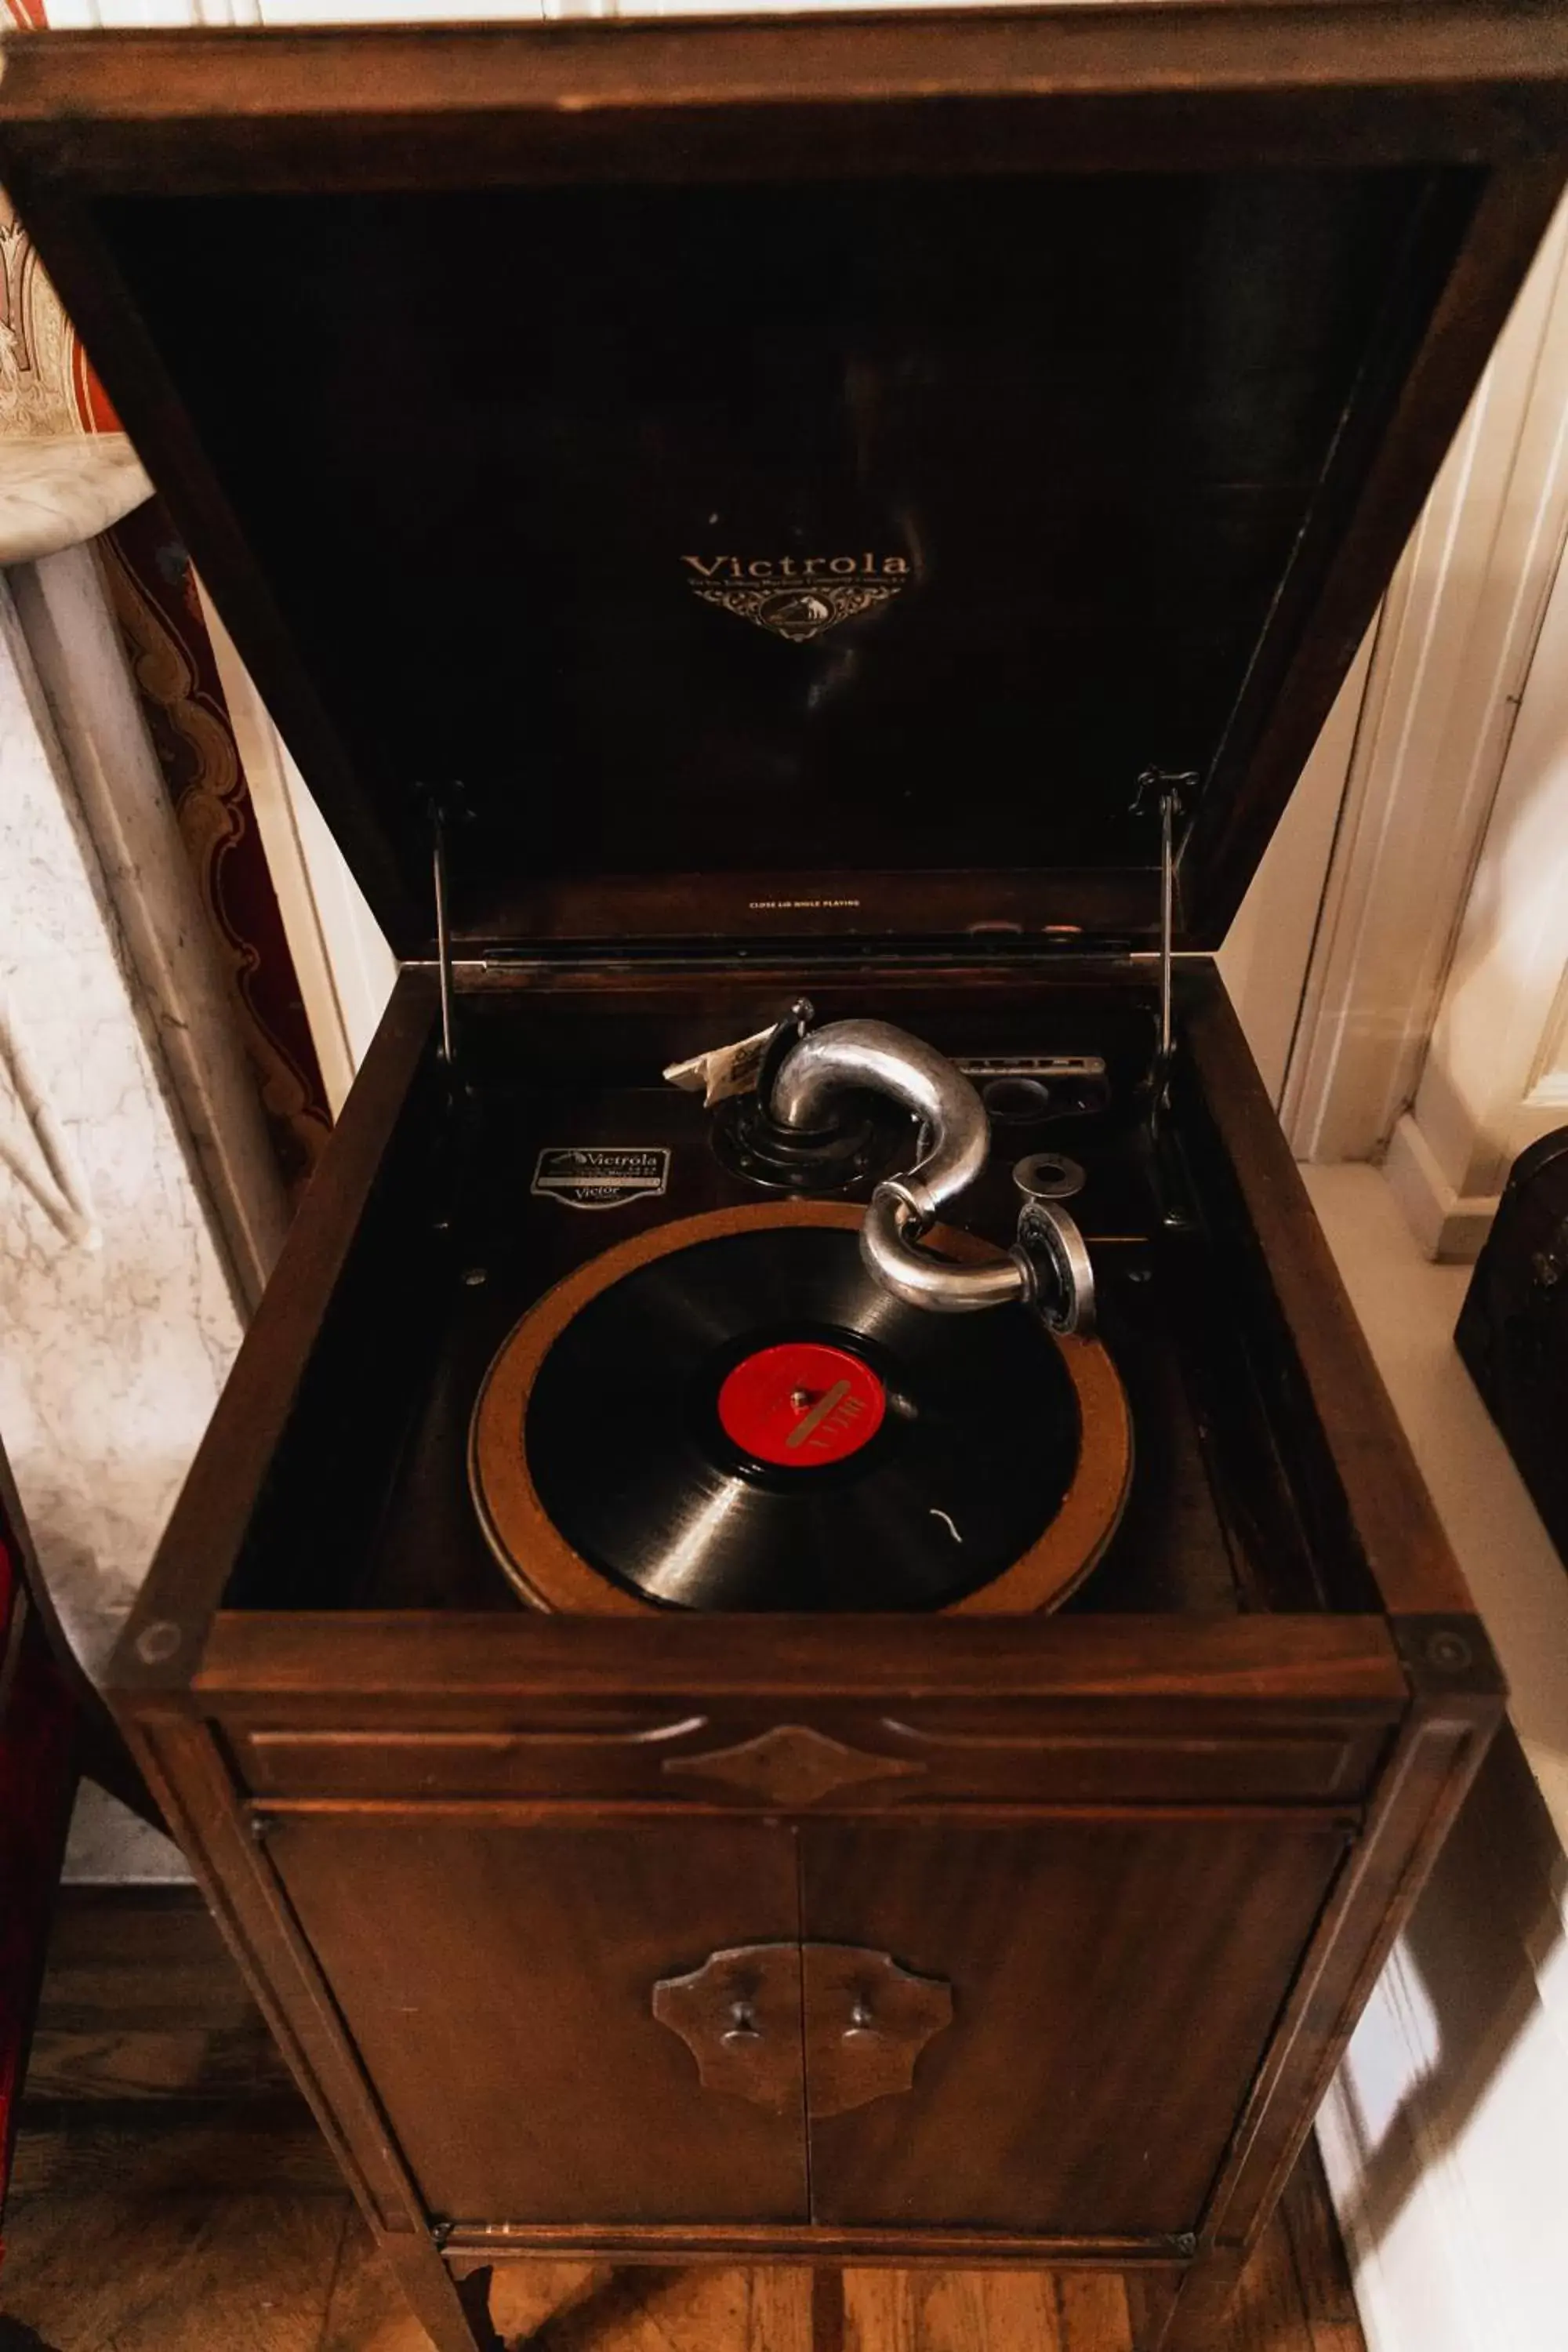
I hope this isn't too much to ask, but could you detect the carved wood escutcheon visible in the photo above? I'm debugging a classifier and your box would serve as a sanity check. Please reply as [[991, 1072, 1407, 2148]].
[[803, 1944, 953, 2119], [651, 1942, 804, 2117], [661, 1722, 926, 1807]]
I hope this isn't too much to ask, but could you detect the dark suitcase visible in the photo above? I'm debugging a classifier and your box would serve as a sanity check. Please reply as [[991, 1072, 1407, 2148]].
[[1456, 1127, 1568, 1567]]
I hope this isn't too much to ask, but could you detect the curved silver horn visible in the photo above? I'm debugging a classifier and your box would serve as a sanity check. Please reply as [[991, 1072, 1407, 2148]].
[[768, 1018, 1094, 1330]]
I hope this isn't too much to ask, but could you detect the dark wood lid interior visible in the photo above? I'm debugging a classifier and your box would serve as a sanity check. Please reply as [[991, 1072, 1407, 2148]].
[[99, 167, 1472, 949], [3, 12, 1565, 955]]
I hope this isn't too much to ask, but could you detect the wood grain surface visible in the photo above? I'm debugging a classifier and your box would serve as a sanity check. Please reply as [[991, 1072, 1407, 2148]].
[[0, 2107, 1362, 2352], [800, 1818, 1345, 2236], [265, 1815, 808, 2226]]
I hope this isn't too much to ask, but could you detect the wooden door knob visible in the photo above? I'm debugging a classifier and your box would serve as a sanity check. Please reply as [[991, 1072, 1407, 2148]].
[[651, 1943, 804, 2116], [652, 1941, 952, 2122], [804, 1945, 953, 2118]]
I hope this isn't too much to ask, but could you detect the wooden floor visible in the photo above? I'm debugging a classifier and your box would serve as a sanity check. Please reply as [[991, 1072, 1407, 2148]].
[[0, 2103, 1363, 2352]]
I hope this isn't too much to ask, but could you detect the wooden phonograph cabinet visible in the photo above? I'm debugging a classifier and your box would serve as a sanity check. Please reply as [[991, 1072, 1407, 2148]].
[[5, 11, 1566, 2348]]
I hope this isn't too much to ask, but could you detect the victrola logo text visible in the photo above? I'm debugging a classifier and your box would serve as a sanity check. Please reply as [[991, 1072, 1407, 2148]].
[[682, 551, 910, 643]]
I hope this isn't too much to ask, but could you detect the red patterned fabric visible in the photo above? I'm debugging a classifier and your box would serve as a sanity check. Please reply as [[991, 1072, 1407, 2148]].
[[71, 331, 120, 433], [0, 1497, 76, 2262]]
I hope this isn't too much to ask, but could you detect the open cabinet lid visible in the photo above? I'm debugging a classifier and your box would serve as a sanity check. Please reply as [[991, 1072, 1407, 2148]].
[[2, 6, 1566, 960]]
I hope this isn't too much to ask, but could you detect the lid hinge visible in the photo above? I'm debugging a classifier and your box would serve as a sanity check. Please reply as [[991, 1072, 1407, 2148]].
[[1132, 768, 1199, 1099]]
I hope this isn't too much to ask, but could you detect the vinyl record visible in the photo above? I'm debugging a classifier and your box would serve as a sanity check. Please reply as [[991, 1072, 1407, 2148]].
[[521, 1224, 1076, 1610], [470, 1202, 1132, 1616]]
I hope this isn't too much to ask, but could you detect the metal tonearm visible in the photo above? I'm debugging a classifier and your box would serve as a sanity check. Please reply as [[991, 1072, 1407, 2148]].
[[768, 1018, 1095, 1334]]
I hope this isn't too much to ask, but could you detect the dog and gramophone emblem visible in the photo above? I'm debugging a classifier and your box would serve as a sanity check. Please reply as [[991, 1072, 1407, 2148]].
[[682, 550, 911, 642]]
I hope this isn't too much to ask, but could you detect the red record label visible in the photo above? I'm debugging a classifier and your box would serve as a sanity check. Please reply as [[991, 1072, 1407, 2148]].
[[717, 1340, 887, 1468]]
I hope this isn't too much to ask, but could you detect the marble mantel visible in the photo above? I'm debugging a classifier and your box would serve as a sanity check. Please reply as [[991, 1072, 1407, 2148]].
[[0, 432, 149, 563]]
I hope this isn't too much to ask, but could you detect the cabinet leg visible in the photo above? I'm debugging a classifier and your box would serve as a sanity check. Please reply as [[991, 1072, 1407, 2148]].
[[381, 2234, 502, 2352], [1126, 2253, 1245, 2352]]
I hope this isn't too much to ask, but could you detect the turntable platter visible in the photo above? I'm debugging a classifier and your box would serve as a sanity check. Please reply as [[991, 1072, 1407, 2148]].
[[470, 1202, 1131, 1614]]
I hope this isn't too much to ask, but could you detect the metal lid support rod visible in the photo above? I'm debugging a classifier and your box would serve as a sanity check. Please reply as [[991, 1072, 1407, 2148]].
[[432, 807, 455, 1069], [417, 779, 470, 1073], [1132, 768, 1198, 1107]]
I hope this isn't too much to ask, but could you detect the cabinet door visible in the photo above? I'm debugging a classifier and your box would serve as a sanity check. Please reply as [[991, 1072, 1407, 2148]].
[[270, 1815, 805, 2225], [800, 1819, 1345, 2235]]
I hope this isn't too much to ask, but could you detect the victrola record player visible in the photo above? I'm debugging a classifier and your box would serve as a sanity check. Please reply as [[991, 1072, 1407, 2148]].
[[4, 9, 1566, 2349]]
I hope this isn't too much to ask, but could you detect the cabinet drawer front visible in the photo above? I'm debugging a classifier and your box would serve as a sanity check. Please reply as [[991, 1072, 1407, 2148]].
[[230, 1713, 711, 1801], [227, 1700, 1391, 1809]]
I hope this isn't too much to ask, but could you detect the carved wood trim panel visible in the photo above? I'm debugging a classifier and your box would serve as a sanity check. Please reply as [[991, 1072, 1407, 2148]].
[[660, 1723, 927, 1807]]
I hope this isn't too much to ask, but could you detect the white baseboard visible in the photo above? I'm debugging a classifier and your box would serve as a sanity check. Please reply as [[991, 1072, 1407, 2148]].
[[1381, 1112, 1498, 1261]]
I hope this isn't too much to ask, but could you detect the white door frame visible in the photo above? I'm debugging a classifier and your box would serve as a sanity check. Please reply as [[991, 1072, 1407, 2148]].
[[1280, 196, 1568, 1224]]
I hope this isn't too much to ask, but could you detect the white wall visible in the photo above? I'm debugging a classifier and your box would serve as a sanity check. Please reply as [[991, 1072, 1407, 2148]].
[[1283, 196, 1568, 1244], [1321, 1740, 1568, 2352], [1305, 1165, 1568, 2352], [1388, 528, 1568, 1257]]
